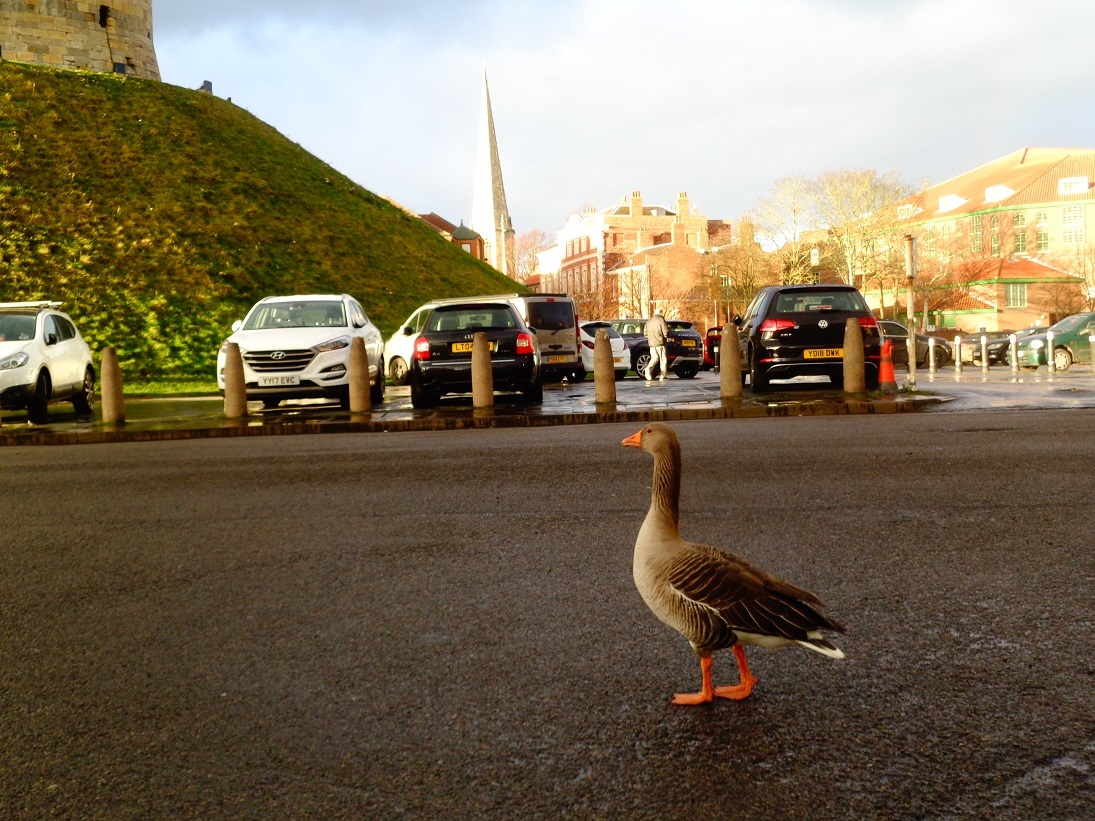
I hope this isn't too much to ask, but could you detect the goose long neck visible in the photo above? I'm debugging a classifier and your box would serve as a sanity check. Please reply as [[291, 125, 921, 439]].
[[649, 442, 681, 532]]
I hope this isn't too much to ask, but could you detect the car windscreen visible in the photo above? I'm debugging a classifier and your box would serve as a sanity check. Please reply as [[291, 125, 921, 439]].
[[774, 291, 865, 314], [667, 321, 695, 331], [527, 302, 574, 330], [0, 312, 37, 341], [243, 301, 347, 330], [1049, 313, 1092, 333], [426, 306, 519, 332]]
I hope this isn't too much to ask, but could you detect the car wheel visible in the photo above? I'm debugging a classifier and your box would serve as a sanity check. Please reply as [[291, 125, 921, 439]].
[[570, 367, 586, 382], [749, 350, 769, 393], [337, 387, 351, 410], [388, 356, 409, 385], [28, 371, 51, 424], [410, 382, 436, 409], [72, 367, 95, 415], [262, 398, 282, 409], [634, 352, 651, 377], [614, 369, 627, 381], [521, 381, 543, 404], [1053, 348, 1073, 372], [1021, 365, 1038, 372], [371, 362, 385, 404], [676, 364, 698, 379]]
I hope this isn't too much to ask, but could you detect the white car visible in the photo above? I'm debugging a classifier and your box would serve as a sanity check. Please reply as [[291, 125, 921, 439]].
[[216, 294, 384, 409], [579, 321, 629, 381], [0, 301, 95, 424]]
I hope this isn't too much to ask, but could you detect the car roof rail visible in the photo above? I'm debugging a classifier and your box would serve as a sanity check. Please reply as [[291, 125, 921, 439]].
[[0, 300, 63, 310]]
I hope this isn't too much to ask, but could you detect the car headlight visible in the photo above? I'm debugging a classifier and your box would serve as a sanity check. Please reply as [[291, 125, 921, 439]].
[[0, 351, 29, 370], [314, 336, 350, 353], [1029, 339, 1044, 349]]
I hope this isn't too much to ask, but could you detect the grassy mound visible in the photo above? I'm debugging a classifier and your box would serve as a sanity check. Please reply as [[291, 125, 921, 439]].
[[0, 62, 523, 376]]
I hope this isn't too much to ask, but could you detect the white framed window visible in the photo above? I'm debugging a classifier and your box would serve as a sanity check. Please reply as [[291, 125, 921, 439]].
[[1014, 213, 1027, 228], [970, 216, 983, 252], [1036, 230, 1050, 251], [1014, 232, 1027, 253], [1062, 205, 1085, 244], [991, 234, 1001, 256], [1058, 176, 1089, 195], [1036, 210, 1049, 226], [1005, 283, 1027, 307], [990, 215, 1000, 231]]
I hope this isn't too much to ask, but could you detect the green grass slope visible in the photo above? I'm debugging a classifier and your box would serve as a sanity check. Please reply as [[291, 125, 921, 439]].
[[0, 62, 525, 377]]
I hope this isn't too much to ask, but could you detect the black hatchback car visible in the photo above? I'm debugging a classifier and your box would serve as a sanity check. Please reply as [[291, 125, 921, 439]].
[[733, 284, 882, 391], [607, 318, 704, 378], [408, 302, 542, 407]]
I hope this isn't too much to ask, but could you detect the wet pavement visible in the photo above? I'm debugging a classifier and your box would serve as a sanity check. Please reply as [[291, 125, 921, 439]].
[[3, 362, 1095, 445]]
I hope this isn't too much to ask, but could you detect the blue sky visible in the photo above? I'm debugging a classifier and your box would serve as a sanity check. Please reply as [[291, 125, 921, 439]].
[[154, 0, 1095, 236]]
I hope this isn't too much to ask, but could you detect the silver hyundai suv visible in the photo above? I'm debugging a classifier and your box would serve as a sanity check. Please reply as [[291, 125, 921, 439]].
[[0, 301, 95, 423], [216, 294, 385, 409]]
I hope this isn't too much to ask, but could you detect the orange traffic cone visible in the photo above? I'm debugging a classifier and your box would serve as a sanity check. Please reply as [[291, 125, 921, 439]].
[[879, 339, 897, 393]]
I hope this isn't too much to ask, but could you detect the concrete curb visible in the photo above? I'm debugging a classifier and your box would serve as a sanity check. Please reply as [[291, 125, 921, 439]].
[[0, 394, 939, 447]]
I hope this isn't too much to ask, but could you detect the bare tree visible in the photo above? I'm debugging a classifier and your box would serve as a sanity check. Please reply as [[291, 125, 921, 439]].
[[510, 228, 555, 284], [814, 169, 916, 287], [703, 219, 780, 320], [751, 176, 820, 284]]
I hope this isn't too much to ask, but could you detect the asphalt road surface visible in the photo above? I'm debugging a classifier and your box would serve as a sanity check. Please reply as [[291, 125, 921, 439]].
[[2, 411, 1093, 818]]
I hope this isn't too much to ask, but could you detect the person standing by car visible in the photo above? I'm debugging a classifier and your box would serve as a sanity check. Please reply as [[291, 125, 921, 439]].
[[644, 309, 669, 382]]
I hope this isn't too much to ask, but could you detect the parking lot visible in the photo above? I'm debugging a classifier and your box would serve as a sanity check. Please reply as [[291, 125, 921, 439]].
[[2, 411, 1092, 818], [4, 362, 1095, 446]]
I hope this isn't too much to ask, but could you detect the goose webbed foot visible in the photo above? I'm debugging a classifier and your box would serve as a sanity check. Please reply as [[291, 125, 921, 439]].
[[671, 655, 716, 705], [714, 645, 757, 701]]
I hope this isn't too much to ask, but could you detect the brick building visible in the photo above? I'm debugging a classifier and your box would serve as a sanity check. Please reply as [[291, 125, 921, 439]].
[[893, 147, 1095, 332], [536, 191, 732, 322]]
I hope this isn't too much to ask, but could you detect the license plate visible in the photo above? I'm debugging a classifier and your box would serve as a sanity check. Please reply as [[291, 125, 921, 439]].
[[258, 374, 299, 386], [451, 341, 496, 353], [804, 348, 843, 359], [681, 339, 697, 347], [547, 355, 569, 363]]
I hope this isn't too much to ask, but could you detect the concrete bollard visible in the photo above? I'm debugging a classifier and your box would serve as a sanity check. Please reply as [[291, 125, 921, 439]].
[[719, 326, 742, 399], [223, 341, 248, 418], [842, 318, 866, 394], [472, 331, 494, 407], [981, 335, 989, 373], [928, 338, 937, 374], [1011, 334, 1019, 372], [954, 335, 963, 374], [1046, 330, 1056, 374], [1090, 335, 1095, 374], [100, 345, 125, 424], [348, 336, 371, 412], [593, 329, 616, 404]]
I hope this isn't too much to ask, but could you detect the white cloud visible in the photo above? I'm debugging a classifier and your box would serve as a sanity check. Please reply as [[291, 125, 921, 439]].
[[153, 0, 1095, 235]]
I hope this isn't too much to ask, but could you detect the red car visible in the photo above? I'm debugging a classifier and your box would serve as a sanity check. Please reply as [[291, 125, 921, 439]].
[[703, 325, 724, 370]]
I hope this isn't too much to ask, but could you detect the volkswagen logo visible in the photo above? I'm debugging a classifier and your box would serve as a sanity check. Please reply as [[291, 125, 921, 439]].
[[818, 320, 829, 329], [270, 351, 287, 360]]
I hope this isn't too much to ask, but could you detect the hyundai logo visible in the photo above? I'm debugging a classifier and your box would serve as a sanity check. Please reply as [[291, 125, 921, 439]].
[[818, 320, 829, 329], [270, 351, 287, 360]]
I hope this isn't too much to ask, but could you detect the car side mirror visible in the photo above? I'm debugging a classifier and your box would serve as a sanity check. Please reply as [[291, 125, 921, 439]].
[[45, 332, 59, 346], [402, 326, 415, 335], [231, 320, 243, 332], [732, 314, 743, 327], [353, 317, 365, 328]]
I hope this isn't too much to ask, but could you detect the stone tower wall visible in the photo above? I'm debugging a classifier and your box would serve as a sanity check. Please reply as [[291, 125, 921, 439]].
[[0, 0, 159, 80]]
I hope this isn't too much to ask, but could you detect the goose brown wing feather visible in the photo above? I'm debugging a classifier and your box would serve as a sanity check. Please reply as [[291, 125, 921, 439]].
[[665, 542, 844, 642]]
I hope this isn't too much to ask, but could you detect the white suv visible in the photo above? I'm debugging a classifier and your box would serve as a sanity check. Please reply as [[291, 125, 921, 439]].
[[0, 301, 95, 424], [216, 294, 385, 409]]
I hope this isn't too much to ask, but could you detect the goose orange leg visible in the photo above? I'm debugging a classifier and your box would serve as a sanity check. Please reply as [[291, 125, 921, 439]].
[[713, 645, 758, 701], [672, 655, 716, 705]]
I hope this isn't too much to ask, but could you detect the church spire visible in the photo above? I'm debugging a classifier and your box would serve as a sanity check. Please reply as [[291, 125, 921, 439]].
[[471, 70, 514, 275]]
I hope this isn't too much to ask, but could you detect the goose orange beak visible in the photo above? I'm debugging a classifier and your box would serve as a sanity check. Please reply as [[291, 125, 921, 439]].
[[621, 429, 643, 448]]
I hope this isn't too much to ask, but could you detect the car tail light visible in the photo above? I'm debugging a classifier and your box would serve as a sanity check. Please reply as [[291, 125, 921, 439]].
[[516, 331, 535, 355], [858, 315, 880, 329], [413, 336, 430, 360], [582, 339, 595, 350], [758, 318, 795, 333]]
